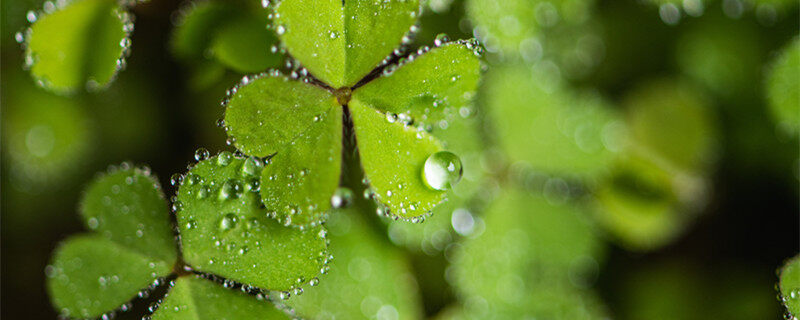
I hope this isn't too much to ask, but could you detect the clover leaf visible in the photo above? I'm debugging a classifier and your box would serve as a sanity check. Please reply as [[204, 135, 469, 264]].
[[47, 165, 176, 319], [20, 0, 133, 93], [222, 0, 482, 227], [47, 161, 310, 319]]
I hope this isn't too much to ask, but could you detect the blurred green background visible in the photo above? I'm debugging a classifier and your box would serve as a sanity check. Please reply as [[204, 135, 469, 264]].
[[1, 0, 798, 319]]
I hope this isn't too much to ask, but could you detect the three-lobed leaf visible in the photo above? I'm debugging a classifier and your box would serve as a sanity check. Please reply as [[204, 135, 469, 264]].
[[175, 156, 328, 291], [274, 0, 420, 88], [25, 0, 130, 93], [151, 276, 289, 320], [47, 167, 177, 318]]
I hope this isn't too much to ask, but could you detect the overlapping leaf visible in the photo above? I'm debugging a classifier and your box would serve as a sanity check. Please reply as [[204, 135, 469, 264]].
[[171, 1, 282, 74], [151, 276, 290, 320], [23, 0, 131, 93], [47, 166, 176, 318], [175, 155, 329, 291]]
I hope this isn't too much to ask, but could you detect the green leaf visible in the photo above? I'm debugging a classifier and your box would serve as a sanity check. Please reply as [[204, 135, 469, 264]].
[[465, 0, 594, 55], [287, 203, 423, 319], [675, 15, 762, 98], [151, 276, 290, 320], [171, 2, 239, 61], [352, 41, 481, 125], [223, 75, 339, 157], [24, 0, 130, 93], [591, 155, 699, 251], [260, 107, 343, 228], [176, 156, 329, 291], [766, 38, 800, 136], [80, 165, 178, 263], [47, 235, 172, 319], [484, 64, 623, 179], [274, 0, 420, 88], [349, 99, 445, 219], [210, 17, 282, 73], [780, 255, 800, 318], [171, 1, 282, 73], [624, 78, 717, 174], [450, 188, 606, 318]]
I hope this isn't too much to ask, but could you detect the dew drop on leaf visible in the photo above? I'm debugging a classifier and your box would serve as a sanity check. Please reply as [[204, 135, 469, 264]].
[[218, 213, 238, 231], [330, 187, 354, 209], [422, 151, 463, 191]]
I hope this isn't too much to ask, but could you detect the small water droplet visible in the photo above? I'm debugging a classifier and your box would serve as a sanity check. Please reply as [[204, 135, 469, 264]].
[[194, 148, 210, 161]]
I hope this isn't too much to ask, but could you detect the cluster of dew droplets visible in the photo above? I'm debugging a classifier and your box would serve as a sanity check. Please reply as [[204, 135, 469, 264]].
[[170, 149, 333, 299]]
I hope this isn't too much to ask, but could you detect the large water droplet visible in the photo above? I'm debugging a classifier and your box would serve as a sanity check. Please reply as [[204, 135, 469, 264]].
[[219, 213, 238, 231], [330, 187, 354, 209], [422, 151, 463, 191]]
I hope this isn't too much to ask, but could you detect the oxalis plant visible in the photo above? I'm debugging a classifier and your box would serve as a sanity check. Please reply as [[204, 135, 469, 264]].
[[35, 0, 482, 318]]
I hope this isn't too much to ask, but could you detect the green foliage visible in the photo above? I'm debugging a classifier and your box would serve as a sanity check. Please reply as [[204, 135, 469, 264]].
[[780, 255, 800, 318], [176, 155, 329, 291], [483, 64, 623, 179], [287, 203, 423, 319], [221, 3, 481, 225], [676, 14, 763, 98], [451, 188, 607, 318], [465, 0, 594, 56], [624, 79, 717, 174], [151, 276, 289, 320], [592, 78, 716, 251], [1, 67, 92, 187], [766, 38, 800, 136], [171, 1, 282, 74], [47, 165, 177, 318], [23, 0, 131, 93], [274, 0, 420, 88]]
